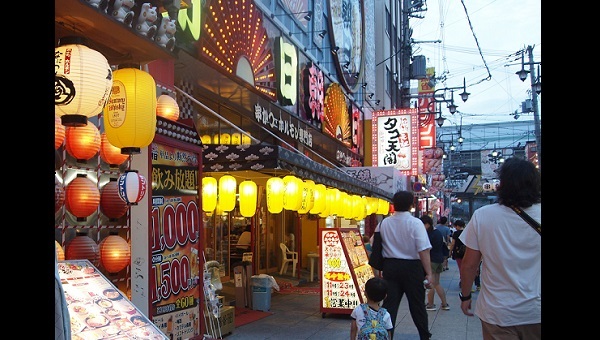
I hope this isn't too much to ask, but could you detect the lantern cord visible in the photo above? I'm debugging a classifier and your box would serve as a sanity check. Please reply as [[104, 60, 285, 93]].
[[174, 86, 347, 172]]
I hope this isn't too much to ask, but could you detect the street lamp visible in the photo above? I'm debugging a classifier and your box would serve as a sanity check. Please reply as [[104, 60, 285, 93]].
[[515, 45, 541, 170]]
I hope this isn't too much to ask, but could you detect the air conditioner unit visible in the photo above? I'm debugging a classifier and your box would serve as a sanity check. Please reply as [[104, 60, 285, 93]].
[[521, 99, 533, 113]]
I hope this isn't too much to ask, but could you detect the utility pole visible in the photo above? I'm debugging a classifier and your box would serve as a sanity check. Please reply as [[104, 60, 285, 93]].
[[526, 45, 542, 171], [400, 0, 412, 108]]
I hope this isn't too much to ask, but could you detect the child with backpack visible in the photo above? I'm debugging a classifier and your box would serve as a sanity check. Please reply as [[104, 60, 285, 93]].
[[350, 277, 394, 340]]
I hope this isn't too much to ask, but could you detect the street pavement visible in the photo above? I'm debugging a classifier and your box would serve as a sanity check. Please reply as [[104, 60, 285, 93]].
[[218, 258, 483, 339]]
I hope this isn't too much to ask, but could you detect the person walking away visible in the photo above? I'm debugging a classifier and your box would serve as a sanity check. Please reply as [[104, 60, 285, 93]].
[[459, 157, 541, 339], [376, 190, 433, 339], [434, 216, 451, 270], [350, 277, 393, 339], [448, 220, 466, 288], [420, 215, 449, 311]]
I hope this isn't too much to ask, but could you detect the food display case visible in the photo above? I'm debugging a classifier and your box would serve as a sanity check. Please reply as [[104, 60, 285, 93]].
[[58, 259, 168, 340], [318, 228, 374, 317]]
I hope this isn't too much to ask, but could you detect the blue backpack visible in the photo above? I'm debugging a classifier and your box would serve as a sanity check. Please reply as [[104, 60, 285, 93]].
[[357, 304, 389, 340]]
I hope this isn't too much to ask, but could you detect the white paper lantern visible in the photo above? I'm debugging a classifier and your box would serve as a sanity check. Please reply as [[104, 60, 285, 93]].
[[55, 36, 113, 127], [117, 170, 148, 205]]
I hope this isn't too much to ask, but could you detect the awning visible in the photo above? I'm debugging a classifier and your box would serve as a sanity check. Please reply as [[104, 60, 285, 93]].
[[202, 144, 393, 200]]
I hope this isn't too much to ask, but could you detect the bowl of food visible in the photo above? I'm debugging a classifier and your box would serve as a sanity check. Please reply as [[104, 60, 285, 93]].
[[85, 314, 109, 328], [102, 288, 122, 301]]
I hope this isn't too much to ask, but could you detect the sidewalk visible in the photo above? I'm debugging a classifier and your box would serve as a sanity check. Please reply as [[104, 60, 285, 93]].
[[220, 258, 482, 339]]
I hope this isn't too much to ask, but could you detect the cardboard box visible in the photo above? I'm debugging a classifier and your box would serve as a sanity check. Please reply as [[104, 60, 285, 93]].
[[203, 305, 235, 337]]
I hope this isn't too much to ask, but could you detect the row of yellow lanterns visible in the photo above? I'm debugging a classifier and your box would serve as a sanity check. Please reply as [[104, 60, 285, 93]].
[[201, 174, 390, 219]]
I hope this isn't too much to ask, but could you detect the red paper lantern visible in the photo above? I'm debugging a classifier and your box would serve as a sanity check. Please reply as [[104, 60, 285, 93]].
[[65, 122, 101, 161], [100, 132, 129, 167], [117, 170, 147, 205], [55, 114, 65, 149], [55, 176, 65, 213], [99, 234, 131, 273], [100, 179, 129, 219], [65, 174, 100, 219], [65, 232, 100, 266]]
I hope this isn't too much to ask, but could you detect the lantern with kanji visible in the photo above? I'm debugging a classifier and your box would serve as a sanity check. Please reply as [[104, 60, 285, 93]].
[[104, 65, 157, 155], [99, 233, 131, 274], [65, 174, 100, 220], [55, 36, 113, 127], [117, 170, 147, 205]]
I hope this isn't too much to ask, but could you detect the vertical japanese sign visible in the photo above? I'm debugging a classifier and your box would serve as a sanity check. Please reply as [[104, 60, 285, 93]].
[[371, 108, 419, 176], [150, 142, 201, 340], [418, 67, 436, 149]]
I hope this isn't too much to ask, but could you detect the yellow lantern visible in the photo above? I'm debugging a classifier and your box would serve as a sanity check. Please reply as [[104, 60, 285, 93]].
[[104, 65, 157, 155], [377, 198, 390, 215], [266, 177, 285, 213], [55, 36, 113, 127], [156, 94, 180, 121], [218, 175, 237, 212], [283, 175, 303, 211], [239, 180, 257, 217], [230, 132, 241, 145], [202, 177, 218, 212], [319, 188, 336, 217], [241, 132, 252, 145], [309, 184, 326, 215], [366, 197, 379, 215], [341, 192, 352, 219], [330, 188, 342, 216], [220, 133, 231, 145], [201, 135, 212, 145], [298, 180, 315, 214]]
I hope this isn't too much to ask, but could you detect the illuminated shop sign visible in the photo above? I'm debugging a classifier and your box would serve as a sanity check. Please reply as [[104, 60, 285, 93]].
[[372, 108, 419, 176]]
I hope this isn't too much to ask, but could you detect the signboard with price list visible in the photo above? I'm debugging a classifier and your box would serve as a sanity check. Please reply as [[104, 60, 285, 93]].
[[58, 260, 168, 340], [319, 228, 374, 316]]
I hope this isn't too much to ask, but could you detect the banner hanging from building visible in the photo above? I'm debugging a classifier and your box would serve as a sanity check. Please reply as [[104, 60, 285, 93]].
[[371, 108, 419, 176]]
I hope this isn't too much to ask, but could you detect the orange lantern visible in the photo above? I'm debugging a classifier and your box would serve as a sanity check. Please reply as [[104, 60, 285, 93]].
[[65, 122, 101, 161], [55, 114, 65, 149], [100, 132, 129, 167], [65, 174, 100, 219], [55, 240, 65, 261], [266, 177, 284, 214], [100, 178, 129, 220], [55, 36, 113, 127], [104, 65, 157, 155], [217, 175, 237, 212], [65, 231, 100, 266], [99, 233, 131, 274], [156, 93, 180, 121], [202, 177, 218, 212], [239, 180, 257, 217]]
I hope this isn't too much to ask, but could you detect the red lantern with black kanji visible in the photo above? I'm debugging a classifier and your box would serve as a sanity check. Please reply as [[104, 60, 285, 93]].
[[100, 132, 129, 167], [99, 233, 131, 274], [65, 122, 101, 161], [100, 178, 129, 220], [65, 231, 100, 266], [65, 174, 100, 219]]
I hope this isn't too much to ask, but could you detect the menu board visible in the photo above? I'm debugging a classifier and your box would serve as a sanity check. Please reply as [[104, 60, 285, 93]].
[[58, 260, 168, 340], [319, 228, 374, 316]]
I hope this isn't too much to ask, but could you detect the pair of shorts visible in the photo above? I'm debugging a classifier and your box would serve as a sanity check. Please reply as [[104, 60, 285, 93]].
[[431, 262, 444, 274]]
